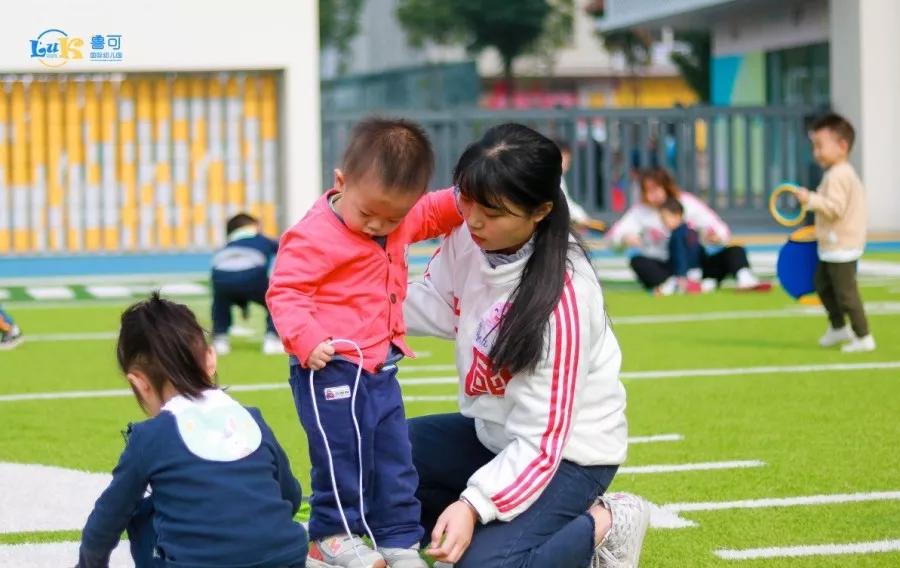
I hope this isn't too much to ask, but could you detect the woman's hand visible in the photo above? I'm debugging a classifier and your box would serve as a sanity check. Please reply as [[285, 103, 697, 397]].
[[796, 187, 811, 205], [426, 500, 478, 563]]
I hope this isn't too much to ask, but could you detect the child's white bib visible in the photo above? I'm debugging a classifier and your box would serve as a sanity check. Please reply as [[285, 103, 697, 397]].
[[163, 389, 262, 462]]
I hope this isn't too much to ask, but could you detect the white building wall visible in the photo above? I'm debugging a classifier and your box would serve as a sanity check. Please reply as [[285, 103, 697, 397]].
[[830, 0, 900, 231], [712, 0, 828, 56]]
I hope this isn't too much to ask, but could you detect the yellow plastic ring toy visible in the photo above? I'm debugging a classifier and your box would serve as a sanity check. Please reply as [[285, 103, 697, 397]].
[[769, 183, 807, 227]]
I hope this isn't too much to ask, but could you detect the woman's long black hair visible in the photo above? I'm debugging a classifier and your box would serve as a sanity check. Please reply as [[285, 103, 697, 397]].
[[117, 292, 216, 409], [454, 123, 588, 375]]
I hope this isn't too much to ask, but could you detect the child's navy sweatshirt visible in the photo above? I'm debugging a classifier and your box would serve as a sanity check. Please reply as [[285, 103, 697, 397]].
[[78, 389, 308, 568]]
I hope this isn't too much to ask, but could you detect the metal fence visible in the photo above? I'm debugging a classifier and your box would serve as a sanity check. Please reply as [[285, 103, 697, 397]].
[[323, 105, 820, 227]]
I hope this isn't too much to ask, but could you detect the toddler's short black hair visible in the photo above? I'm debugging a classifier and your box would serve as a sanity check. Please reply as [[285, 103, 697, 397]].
[[342, 117, 434, 194], [660, 197, 684, 217], [810, 112, 855, 151]]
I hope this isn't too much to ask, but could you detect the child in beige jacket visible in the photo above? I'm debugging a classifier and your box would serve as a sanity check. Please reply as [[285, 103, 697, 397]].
[[798, 113, 875, 352]]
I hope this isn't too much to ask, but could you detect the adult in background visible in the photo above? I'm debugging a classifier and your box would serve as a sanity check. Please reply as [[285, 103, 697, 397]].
[[606, 168, 771, 295], [555, 139, 607, 232]]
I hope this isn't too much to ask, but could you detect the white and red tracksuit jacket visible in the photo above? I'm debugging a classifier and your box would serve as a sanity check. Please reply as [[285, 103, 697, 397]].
[[404, 225, 628, 523]]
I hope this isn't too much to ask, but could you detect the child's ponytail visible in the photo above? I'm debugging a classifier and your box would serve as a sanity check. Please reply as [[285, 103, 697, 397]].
[[117, 292, 216, 405]]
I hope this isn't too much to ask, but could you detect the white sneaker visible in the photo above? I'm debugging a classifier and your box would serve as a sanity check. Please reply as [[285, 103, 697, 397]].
[[701, 278, 718, 293], [818, 326, 854, 347], [230, 324, 255, 338], [307, 535, 386, 568], [592, 492, 651, 568], [841, 334, 876, 353], [262, 332, 284, 355], [378, 545, 427, 568], [0, 325, 23, 350], [654, 277, 677, 297], [736, 267, 760, 288], [212, 335, 231, 356]]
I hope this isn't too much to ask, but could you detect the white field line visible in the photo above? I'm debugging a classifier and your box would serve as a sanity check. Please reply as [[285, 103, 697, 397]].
[[648, 506, 699, 529], [20, 330, 440, 365], [0, 389, 134, 402], [0, 271, 208, 287], [666, 490, 900, 513], [25, 350, 898, 381], [5, 359, 900, 402], [25, 286, 76, 300], [228, 384, 457, 404], [85, 285, 132, 298], [401, 364, 454, 372], [397, 377, 455, 385], [714, 539, 900, 560], [0, 463, 112, 533], [157, 282, 208, 296], [4, 297, 212, 310], [612, 301, 900, 325], [860, 277, 900, 287], [628, 433, 684, 444], [623, 361, 900, 380], [26, 331, 119, 342], [0, 380, 460, 403], [400, 395, 456, 402], [650, 490, 900, 530], [619, 460, 765, 475], [20, 302, 900, 342], [0, 541, 132, 567]]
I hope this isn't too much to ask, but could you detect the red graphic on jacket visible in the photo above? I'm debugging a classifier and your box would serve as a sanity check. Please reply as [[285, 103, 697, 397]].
[[464, 301, 512, 396]]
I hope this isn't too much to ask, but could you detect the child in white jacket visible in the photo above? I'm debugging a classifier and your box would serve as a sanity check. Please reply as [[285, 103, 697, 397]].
[[404, 123, 649, 568]]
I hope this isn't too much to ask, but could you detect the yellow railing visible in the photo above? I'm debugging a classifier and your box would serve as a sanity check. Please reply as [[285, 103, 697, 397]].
[[0, 72, 281, 254]]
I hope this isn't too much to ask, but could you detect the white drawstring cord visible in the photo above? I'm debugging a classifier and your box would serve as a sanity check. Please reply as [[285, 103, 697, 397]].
[[308, 339, 378, 562]]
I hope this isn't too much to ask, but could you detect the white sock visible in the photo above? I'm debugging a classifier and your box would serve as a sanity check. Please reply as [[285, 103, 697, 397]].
[[686, 268, 702, 281], [736, 268, 758, 288]]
